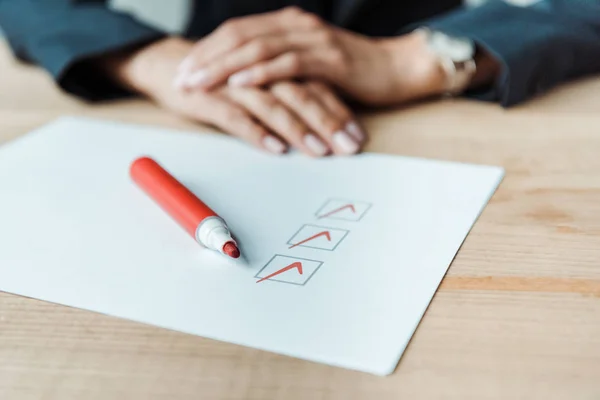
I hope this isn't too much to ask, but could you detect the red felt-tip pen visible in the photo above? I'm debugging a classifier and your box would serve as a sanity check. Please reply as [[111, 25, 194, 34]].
[[130, 156, 241, 259]]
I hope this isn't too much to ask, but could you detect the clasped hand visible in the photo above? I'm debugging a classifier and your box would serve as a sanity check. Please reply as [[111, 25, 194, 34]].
[[114, 7, 444, 157], [175, 7, 442, 106]]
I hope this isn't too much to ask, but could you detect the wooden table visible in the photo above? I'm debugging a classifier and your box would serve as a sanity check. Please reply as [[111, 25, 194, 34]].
[[1, 41, 599, 400]]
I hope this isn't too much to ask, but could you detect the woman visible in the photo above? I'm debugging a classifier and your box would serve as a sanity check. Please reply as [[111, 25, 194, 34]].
[[1, 0, 598, 156]]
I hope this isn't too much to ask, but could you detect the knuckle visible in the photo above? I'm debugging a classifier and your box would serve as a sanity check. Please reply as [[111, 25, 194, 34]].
[[289, 85, 312, 103], [219, 19, 235, 34], [227, 33, 244, 49], [250, 40, 271, 59], [251, 66, 269, 83], [285, 52, 303, 74], [222, 17, 240, 29], [320, 118, 343, 135], [283, 6, 304, 16], [317, 29, 336, 45], [221, 106, 247, 122], [284, 128, 306, 145], [328, 51, 349, 74], [272, 108, 303, 134], [257, 92, 280, 109], [329, 49, 347, 65], [305, 80, 328, 93], [270, 104, 290, 119], [239, 122, 265, 141], [221, 23, 244, 45], [301, 14, 323, 29], [269, 81, 290, 96]]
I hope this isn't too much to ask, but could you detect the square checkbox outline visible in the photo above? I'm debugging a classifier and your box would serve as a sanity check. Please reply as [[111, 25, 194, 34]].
[[286, 224, 350, 252], [254, 254, 324, 286], [315, 198, 373, 222]]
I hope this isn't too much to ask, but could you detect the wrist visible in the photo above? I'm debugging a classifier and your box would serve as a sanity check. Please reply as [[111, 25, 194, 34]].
[[380, 33, 447, 102], [98, 37, 194, 99], [393, 30, 500, 98]]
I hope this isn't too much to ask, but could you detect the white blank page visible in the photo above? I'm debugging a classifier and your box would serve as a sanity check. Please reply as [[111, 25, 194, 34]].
[[0, 117, 503, 375]]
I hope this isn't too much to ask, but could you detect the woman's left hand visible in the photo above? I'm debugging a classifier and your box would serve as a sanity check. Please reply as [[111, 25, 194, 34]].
[[173, 7, 446, 106]]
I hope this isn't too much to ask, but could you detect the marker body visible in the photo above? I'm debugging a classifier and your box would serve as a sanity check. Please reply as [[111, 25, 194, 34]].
[[130, 157, 239, 257]]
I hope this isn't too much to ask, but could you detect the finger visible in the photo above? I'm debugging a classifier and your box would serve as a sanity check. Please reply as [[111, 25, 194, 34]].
[[305, 81, 366, 144], [227, 87, 325, 157], [270, 82, 360, 156], [184, 93, 287, 155], [176, 31, 333, 90], [226, 50, 343, 88], [178, 7, 322, 73]]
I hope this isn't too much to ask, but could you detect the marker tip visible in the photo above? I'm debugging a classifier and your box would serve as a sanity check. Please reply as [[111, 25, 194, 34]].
[[223, 241, 241, 259]]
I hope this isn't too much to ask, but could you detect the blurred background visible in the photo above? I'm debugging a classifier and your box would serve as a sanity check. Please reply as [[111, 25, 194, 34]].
[[0, 0, 534, 37]]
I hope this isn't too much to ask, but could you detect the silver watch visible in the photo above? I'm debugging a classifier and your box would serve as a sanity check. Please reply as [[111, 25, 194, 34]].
[[416, 28, 477, 96]]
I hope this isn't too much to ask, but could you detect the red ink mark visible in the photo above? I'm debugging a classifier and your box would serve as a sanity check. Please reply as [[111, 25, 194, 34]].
[[289, 231, 331, 249], [256, 262, 303, 283], [318, 204, 355, 219]]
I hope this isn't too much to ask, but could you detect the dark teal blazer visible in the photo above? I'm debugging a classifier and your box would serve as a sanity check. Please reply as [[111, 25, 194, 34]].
[[1, 0, 599, 106]]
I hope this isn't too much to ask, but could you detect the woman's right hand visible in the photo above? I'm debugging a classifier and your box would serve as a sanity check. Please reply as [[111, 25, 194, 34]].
[[99, 37, 366, 157]]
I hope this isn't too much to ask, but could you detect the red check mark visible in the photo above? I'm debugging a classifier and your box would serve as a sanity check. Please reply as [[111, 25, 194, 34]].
[[318, 204, 355, 219], [289, 230, 331, 249], [256, 262, 303, 283]]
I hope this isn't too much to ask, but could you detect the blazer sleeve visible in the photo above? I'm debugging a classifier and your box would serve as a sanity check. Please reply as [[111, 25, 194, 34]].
[[413, 0, 600, 107], [0, 0, 166, 101]]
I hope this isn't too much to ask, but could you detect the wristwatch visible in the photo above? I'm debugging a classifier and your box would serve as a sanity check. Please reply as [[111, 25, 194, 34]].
[[415, 28, 477, 96]]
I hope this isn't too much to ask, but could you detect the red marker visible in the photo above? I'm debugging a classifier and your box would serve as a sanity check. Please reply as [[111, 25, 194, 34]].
[[130, 157, 240, 259]]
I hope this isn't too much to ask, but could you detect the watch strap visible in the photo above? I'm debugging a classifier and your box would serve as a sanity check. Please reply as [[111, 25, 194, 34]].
[[416, 28, 477, 96], [440, 56, 477, 96]]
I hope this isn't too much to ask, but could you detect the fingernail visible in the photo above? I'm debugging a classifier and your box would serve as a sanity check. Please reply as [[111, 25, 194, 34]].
[[304, 133, 328, 156], [345, 121, 366, 143], [332, 131, 359, 155], [263, 136, 286, 154], [177, 56, 193, 73], [228, 71, 253, 87], [184, 70, 209, 87]]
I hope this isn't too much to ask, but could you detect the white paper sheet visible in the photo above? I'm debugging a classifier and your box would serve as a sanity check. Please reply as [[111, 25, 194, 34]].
[[0, 117, 503, 375]]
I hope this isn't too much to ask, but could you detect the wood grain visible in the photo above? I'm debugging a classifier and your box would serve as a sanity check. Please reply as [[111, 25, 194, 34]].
[[1, 42, 600, 400]]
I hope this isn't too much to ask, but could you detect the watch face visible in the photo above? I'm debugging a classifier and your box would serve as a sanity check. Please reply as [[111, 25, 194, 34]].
[[429, 31, 475, 62]]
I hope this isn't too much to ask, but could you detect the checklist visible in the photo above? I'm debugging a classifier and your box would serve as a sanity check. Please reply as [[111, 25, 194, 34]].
[[261, 202, 367, 285], [316, 199, 371, 221], [287, 224, 349, 251], [0, 117, 504, 376], [255, 255, 323, 285]]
